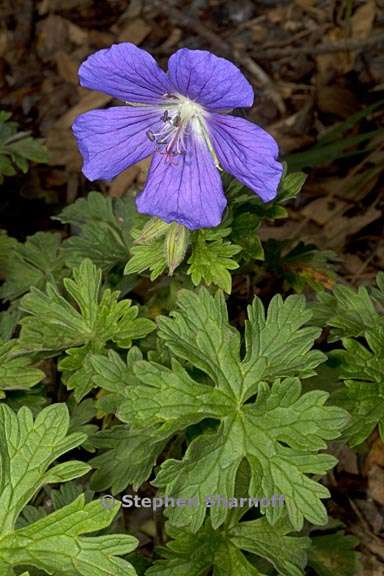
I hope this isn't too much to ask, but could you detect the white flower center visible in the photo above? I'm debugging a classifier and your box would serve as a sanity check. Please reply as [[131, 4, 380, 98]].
[[176, 95, 205, 127], [146, 94, 218, 166]]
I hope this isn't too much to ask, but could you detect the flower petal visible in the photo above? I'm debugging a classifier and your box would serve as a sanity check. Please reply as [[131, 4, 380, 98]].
[[79, 43, 172, 104], [167, 49, 254, 110], [136, 133, 226, 229], [207, 113, 283, 201], [72, 106, 161, 181]]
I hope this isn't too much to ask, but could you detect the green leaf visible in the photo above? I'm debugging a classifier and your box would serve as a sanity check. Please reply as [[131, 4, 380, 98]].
[[87, 348, 168, 492], [89, 424, 167, 494], [116, 288, 348, 532], [16, 503, 48, 529], [225, 165, 305, 220], [48, 479, 94, 511], [124, 219, 191, 281], [56, 192, 138, 272], [18, 259, 155, 400], [285, 100, 384, 170], [0, 340, 44, 392], [243, 293, 327, 381], [230, 213, 264, 262], [68, 397, 98, 451], [313, 284, 380, 341], [332, 327, 384, 446], [371, 270, 384, 306], [158, 289, 325, 388], [286, 127, 384, 170], [124, 239, 167, 280], [147, 517, 309, 576], [0, 111, 13, 125], [7, 137, 48, 163], [308, 530, 360, 576], [277, 171, 307, 202], [0, 496, 138, 576], [264, 240, 337, 293], [3, 385, 48, 416], [91, 347, 143, 415], [0, 111, 48, 180], [125, 217, 241, 289], [0, 403, 88, 532], [0, 232, 66, 301], [187, 228, 241, 294], [0, 230, 18, 271], [56, 191, 118, 227], [318, 273, 384, 445], [0, 403, 138, 575], [0, 302, 21, 340]]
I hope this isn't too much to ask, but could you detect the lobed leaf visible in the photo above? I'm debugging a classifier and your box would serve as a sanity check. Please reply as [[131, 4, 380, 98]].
[[0, 403, 138, 575], [147, 517, 309, 576], [18, 259, 155, 400], [114, 288, 348, 532]]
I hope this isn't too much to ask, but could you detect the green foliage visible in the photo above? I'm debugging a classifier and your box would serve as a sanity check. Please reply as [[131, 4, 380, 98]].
[[0, 339, 44, 398], [0, 165, 372, 574], [89, 424, 167, 494], [87, 347, 168, 493], [226, 165, 306, 220], [264, 240, 337, 293], [313, 283, 381, 341], [68, 397, 98, 451], [223, 168, 308, 276], [0, 111, 48, 182], [277, 171, 307, 203], [0, 231, 67, 301], [124, 209, 241, 293], [124, 168, 307, 291], [0, 302, 21, 341], [0, 231, 68, 341], [0, 230, 18, 270], [308, 529, 360, 576], [230, 212, 264, 262], [148, 517, 309, 576], [125, 237, 167, 281], [187, 226, 241, 294], [18, 259, 155, 400], [95, 288, 347, 533], [285, 99, 384, 170], [317, 274, 384, 445], [124, 215, 241, 291], [333, 326, 384, 446], [55, 191, 139, 271], [0, 403, 138, 576]]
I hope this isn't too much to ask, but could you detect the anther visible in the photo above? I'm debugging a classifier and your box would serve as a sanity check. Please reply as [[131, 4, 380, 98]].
[[172, 114, 181, 127]]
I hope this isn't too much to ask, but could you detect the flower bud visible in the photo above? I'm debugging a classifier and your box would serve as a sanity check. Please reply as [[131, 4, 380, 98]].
[[134, 217, 170, 244], [164, 223, 190, 275]]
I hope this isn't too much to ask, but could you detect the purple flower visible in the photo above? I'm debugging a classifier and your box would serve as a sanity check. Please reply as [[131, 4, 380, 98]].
[[72, 43, 283, 230]]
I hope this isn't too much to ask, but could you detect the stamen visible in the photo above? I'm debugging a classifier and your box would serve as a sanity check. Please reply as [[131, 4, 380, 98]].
[[144, 93, 218, 166], [172, 114, 181, 127]]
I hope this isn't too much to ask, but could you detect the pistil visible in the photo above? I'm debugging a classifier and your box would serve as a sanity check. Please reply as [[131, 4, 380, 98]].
[[144, 94, 220, 167]]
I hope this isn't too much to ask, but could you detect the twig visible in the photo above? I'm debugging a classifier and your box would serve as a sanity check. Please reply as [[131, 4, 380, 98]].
[[256, 32, 384, 59], [260, 28, 322, 51]]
